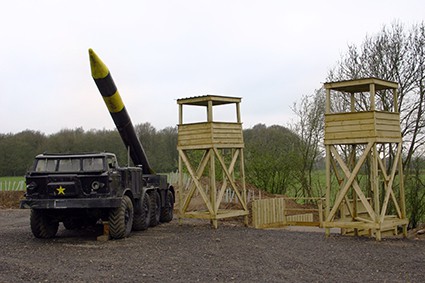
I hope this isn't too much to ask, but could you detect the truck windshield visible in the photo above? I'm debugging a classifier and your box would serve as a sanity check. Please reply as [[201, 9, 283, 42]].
[[82, 157, 104, 171], [34, 157, 105, 172], [35, 159, 57, 172], [58, 158, 81, 172]]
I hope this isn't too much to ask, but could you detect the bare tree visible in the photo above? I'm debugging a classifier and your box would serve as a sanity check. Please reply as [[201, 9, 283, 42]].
[[291, 89, 325, 198]]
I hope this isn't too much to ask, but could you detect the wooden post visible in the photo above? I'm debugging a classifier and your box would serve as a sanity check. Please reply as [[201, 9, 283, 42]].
[[325, 144, 331, 237], [179, 104, 183, 124], [210, 150, 217, 228], [326, 88, 331, 114], [207, 100, 213, 122], [178, 105, 183, 226], [178, 152, 183, 225], [393, 88, 398, 112], [370, 83, 375, 111], [236, 102, 241, 123], [240, 148, 248, 226], [350, 93, 355, 112]]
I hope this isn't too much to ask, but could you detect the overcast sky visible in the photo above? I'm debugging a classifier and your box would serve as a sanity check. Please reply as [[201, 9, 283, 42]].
[[1, 0, 424, 134]]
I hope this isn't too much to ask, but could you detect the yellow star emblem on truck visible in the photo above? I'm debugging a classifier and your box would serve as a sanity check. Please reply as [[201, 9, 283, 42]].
[[56, 186, 65, 195]]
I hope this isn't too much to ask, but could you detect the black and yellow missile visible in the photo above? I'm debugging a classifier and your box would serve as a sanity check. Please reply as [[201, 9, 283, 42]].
[[89, 48, 154, 174]]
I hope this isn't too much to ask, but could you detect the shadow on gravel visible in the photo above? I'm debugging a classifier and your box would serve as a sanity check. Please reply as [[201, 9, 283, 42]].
[[42, 224, 105, 243]]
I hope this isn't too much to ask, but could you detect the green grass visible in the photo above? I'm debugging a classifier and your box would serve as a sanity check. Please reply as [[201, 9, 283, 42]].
[[0, 176, 25, 182], [0, 176, 26, 191]]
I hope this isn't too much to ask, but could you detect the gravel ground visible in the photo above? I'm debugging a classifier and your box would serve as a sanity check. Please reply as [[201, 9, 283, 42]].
[[0, 209, 424, 283]]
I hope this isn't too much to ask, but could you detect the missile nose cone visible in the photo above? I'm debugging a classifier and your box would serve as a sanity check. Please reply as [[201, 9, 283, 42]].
[[89, 48, 109, 79]]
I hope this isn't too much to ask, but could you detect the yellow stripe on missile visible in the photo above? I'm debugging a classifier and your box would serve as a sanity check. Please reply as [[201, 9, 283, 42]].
[[89, 48, 109, 79], [103, 91, 125, 113]]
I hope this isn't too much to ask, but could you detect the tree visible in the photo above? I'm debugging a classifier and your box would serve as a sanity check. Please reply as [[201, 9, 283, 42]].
[[0, 130, 46, 176], [244, 124, 301, 194], [291, 89, 326, 198], [135, 123, 179, 172], [405, 156, 425, 229], [155, 126, 178, 172]]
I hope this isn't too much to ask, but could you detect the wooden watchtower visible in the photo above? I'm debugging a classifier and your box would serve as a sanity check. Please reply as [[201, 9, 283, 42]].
[[177, 95, 249, 228], [323, 78, 408, 240]]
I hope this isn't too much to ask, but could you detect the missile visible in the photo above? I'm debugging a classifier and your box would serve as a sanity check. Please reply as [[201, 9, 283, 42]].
[[89, 48, 154, 174]]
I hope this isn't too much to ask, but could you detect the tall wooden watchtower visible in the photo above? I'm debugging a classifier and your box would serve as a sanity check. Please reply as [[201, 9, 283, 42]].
[[323, 78, 408, 240], [177, 95, 249, 228]]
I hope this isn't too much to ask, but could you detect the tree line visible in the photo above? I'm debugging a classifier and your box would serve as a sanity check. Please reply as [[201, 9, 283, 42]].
[[0, 123, 308, 193], [0, 125, 178, 176]]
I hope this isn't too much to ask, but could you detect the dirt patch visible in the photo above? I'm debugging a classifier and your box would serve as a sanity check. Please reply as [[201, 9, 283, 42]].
[[1, 209, 425, 282], [0, 191, 25, 209]]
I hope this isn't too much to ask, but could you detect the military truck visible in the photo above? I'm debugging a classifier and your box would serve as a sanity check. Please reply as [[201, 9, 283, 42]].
[[21, 152, 174, 239], [20, 49, 175, 239]]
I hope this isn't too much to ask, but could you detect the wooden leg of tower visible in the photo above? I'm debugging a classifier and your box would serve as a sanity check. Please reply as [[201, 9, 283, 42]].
[[371, 144, 381, 241], [178, 152, 183, 226], [210, 150, 217, 228], [212, 219, 218, 229], [240, 149, 249, 226], [325, 145, 331, 237], [376, 229, 382, 241]]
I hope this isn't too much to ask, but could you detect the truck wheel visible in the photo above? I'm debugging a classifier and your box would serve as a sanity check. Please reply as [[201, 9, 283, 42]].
[[160, 190, 174, 223], [149, 191, 161, 227], [30, 209, 59, 238], [132, 193, 151, 231], [109, 195, 134, 239]]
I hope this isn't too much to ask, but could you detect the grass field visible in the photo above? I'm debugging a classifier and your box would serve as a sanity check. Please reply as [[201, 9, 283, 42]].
[[0, 176, 26, 191]]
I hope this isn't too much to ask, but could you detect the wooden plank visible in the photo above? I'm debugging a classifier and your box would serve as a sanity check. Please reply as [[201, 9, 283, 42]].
[[325, 123, 376, 133], [215, 210, 249, 219], [286, 221, 322, 227], [177, 95, 241, 106], [287, 213, 314, 222], [325, 137, 402, 145], [323, 220, 379, 229], [325, 112, 374, 122], [326, 118, 376, 127], [325, 130, 376, 140], [326, 121, 400, 131], [375, 111, 400, 120], [324, 78, 398, 92]]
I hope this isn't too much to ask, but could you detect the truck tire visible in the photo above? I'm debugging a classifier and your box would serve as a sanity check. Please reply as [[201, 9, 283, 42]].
[[132, 193, 151, 231], [149, 191, 161, 227], [30, 209, 59, 239], [160, 190, 174, 223], [109, 195, 134, 239]]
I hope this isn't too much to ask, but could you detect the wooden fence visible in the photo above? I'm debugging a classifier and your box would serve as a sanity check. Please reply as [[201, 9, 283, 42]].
[[251, 197, 324, 229]]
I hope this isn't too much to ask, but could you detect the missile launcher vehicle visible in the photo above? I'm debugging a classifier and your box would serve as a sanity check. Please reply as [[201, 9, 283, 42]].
[[20, 49, 175, 239]]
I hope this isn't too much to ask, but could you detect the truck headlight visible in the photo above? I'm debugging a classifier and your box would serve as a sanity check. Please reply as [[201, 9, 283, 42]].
[[26, 182, 37, 191], [91, 181, 105, 191]]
